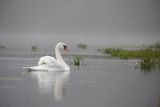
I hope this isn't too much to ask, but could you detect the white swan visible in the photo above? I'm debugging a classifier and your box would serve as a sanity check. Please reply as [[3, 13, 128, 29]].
[[24, 42, 70, 71]]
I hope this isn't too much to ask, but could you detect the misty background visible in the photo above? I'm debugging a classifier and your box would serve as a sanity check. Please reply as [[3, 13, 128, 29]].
[[0, 0, 160, 48]]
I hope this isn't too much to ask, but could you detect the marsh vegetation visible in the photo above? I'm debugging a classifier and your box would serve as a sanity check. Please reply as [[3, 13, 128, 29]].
[[99, 42, 160, 72], [77, 43, 87, 49], [71, 55, 87, 67], [73, 55, 81, 66], [31, 46, 38, 51], [0, 45, 5, 49], [148, 42, 160, 49]]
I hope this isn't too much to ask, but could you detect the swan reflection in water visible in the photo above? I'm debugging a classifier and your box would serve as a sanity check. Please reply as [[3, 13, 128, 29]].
[[30, 70, 70, 102]]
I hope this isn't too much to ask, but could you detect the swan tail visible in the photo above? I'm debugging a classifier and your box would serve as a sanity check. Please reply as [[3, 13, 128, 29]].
[[22, 66, 48, 71]]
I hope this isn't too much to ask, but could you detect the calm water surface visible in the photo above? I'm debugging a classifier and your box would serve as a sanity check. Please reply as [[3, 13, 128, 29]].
[[0, 51, 160, 107]]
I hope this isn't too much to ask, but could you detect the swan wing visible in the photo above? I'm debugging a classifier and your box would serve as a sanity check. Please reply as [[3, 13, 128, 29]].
[[24, 64, 63, 71], [38, 56, 61, 65], [23, 56, 65, 71]]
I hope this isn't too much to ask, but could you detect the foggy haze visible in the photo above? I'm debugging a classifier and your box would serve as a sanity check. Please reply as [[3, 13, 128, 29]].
[[0, 0, 160, 48]]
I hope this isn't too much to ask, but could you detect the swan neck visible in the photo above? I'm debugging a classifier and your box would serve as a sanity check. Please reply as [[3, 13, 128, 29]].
[[55, 46, 69, 70]]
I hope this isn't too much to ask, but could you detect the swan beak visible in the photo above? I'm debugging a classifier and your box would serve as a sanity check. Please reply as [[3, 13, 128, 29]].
[[64, 48, 70, 52]]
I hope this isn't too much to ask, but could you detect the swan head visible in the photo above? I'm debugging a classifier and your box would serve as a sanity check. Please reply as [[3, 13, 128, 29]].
[[56, 42, 69, 52]]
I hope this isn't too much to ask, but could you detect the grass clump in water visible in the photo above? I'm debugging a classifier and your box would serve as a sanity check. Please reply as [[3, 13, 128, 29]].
[[31, 46, 38, 51], [101, 48, 160, 59], [77, 43, 87, 49], [73, 56, 81, 66], [140, 58, 156, 73], [148, 42, 160, 49], [72, 55, 87, 67], [0, 45, 5, 49]]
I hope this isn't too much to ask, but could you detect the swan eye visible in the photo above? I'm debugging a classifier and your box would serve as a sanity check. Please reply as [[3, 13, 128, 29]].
[[63, 45, 69, 52], [63, 45, 67, 50]]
